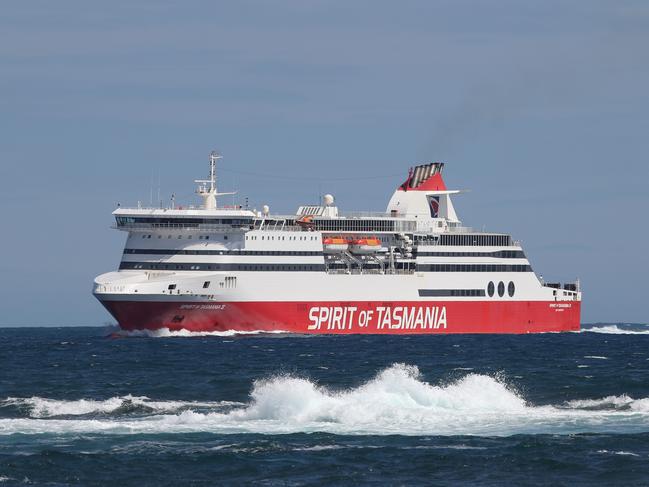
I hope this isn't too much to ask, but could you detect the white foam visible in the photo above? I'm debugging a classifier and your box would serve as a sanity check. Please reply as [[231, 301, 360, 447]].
[[3, 364, 649, 437], [116, 328, 290, 338], [293, 445, 346, 451], [1, 396, 241, 418], [564, 395, 649, 413], [565, 395, 634, 410], [597, 450, 640, 457], [581, 325, 649, 335]]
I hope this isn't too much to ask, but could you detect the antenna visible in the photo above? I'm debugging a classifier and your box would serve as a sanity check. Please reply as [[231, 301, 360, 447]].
[[195, 151, 221, 192], [194, 150, 236, 210]]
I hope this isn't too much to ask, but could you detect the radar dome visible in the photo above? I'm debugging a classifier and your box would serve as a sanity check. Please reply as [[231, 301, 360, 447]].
[[262, 205, 270, 216], [323, 194, 335, 206]]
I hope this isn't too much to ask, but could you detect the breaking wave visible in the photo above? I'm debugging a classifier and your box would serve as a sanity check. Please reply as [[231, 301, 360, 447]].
[[581, 324, 649, 335], [564, 395, 649, 412], [1, 396, 242, 418], [3, 364, 649, 437]]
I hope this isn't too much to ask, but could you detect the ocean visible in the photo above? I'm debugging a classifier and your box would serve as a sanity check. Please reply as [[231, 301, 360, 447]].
[[1, 324, 649, 486]]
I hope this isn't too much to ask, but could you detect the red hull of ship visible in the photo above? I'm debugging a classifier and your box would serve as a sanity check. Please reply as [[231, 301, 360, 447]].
[[100, 300, 580, 334]]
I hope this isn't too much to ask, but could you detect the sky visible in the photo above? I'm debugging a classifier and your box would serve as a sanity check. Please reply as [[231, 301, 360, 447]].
[[1, 1, 647, 325]]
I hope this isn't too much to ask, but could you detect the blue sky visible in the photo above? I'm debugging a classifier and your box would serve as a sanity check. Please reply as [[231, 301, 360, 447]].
[[1, 1, 647, 325]]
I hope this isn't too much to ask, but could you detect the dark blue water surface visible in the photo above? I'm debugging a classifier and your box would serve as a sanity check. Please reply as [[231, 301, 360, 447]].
[[2, 324, 649, 486]]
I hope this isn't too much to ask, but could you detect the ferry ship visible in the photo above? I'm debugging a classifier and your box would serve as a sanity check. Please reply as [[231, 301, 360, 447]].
[[94, 152, 581, 334]]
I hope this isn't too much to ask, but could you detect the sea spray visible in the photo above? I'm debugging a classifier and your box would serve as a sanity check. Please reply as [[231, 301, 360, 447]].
[[580, 324, 649, 334], [3, 364, 649, 437]]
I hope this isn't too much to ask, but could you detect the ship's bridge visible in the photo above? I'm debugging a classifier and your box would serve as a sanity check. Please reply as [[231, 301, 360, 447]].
[[113, 207, 257, 232]]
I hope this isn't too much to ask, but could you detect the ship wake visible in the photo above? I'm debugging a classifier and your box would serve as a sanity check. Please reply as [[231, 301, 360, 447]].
[[111, 328, 291, 338]]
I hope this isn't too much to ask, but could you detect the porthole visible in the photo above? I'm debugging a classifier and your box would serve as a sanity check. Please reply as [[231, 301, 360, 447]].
[[497, 281, 505, 297], [508, 281, 515, 297], [487, 281, 495, 297]]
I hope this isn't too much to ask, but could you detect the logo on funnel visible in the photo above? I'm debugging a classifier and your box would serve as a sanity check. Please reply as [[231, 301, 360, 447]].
[[428, 196, 440, 218]]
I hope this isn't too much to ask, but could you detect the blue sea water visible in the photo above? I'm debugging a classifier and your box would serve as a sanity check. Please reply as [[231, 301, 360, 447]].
[[1, 324, 649, 486]]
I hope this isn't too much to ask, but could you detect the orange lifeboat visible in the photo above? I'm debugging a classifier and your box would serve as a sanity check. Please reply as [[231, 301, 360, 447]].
[[349, 236, 381, 254], [323, 236, 349, 253], [296, 215, 315, 228]]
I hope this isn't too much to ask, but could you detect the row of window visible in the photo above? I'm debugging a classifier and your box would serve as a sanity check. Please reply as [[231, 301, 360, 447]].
[[439, 234, 513, 246], [246, 235, 318, 241], [140, 234, 225, 240], [120, 262, 326, 272], [418, 289, 486, 297], [487, 281, 515, 298], [414, 235, 440, 243], [120, 261, 531, 274], [123, 248, 525, 259], [303, 219, 417, 233], [326, 262, 415, 270], [418, 282, 517, 298], [167, 278, 236, 292], [117, 216, 421, 233], [417, 250, 525, 258], [124, 249, 323, 256], [417, 264, 532, 272], [117, 217, 252, 225]]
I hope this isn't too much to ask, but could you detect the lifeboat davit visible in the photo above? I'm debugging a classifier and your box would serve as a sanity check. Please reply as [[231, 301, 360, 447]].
[[323, 236, 349, 253], [349, 237, 381, 254]]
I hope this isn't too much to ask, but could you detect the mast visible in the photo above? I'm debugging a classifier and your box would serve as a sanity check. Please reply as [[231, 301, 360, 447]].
[[195, 151, 235, 209]]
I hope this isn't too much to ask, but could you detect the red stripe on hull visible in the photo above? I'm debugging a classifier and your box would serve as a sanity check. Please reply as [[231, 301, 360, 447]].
[[100, 299, 581, 334]]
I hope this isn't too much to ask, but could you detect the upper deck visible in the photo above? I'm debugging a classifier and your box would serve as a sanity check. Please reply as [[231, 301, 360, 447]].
[[111, 155, 513, 244]]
